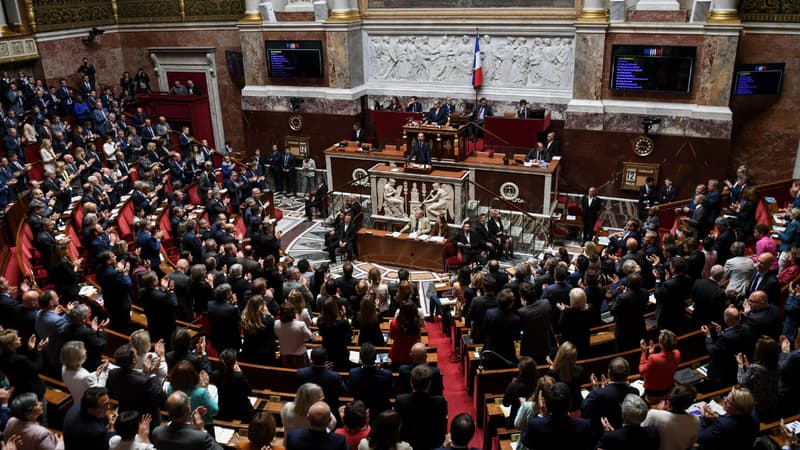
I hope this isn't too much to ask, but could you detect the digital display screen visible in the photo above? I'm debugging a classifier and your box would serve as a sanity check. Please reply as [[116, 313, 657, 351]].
[[266, 40, 324, 79], [610, 45, 696, 93], [733, 63, 784, 96]]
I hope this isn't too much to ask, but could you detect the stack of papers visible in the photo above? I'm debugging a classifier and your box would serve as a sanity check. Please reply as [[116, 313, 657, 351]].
[[430, 236, 445, 242], [417, 234, 430, 241], [499, 404, 511, 417], [213, 427, 236, 445], [630, 380, 645, 396], [391, 231, 401, 238]]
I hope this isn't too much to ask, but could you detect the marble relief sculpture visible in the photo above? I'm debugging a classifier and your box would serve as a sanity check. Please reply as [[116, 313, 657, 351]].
[[422, 182, 453, 220], [379, 178, 406, 217], [368, 34, 574, 88]]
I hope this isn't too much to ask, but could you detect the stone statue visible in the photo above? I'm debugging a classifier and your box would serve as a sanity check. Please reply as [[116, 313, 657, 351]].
[[382, 178, 405, 217], [423, 182, 451, 220]]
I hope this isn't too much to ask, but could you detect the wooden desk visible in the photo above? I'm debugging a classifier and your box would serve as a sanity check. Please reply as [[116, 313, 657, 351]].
[[402, 123, 467, 161], [357, 228, 446, 272]]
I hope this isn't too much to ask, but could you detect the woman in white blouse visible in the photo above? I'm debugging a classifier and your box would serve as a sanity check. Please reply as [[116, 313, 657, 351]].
[[40, 138, 57, 175], [60, 340, 109, 404]]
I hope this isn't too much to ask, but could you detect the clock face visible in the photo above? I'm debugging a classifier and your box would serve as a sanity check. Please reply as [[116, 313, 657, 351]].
[[289, 114, 303, 132], [633, 135, 654, 157]]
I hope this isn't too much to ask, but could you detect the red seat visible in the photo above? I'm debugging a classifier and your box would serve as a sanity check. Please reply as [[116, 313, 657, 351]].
[[444, 242, 462, 270], [188, 184, 201, 205]]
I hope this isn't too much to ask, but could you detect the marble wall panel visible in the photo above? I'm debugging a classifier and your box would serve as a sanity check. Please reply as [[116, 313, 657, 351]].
[[368, 94, 567, 119], [572, 30, 606, 101], [696, 33, 739, 107], [241, 31, 267, 86], [242, 95, 360, 115], [730, 33, 800, 183], [326, 31, 350, 88]]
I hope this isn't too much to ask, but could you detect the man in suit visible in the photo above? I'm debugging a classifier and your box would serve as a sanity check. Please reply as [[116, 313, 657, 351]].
[[691, 264, 727, 328], [426, 100, 448, 125], [405, 96, 422, 112], [443, 97, 457, 115], [400, 209, 431, 234], [638, 177, 658, 220], [545, 131, 560, 158], [658, 177, 677, 204], [135, 221, 162, 274], [702, 306, 750, 387], [106, 344, 164, 427], [525, 141, 550, 163], [348, 343, 393, 420], [138, 271, 178, 350], [408, 132, 432, 166], [396, 365, 448, 450], [351, 122, 365, 143], [63, 387, 115, 450], [747, 252, 780, 304], [280, 147, 297, 196], [326, 213, 356, 263], [285, 402, 347, 450], [581, 186, 602, 242], [298, 347, 348, 423], [580, 358, 639, 439], [453, 221, 483, 266], [467, 274, 498, 344], [398, 343, 443, 396], [474, 213, 499, 258], [151, 391, 223, 450], [742, 289, 782, 342], [518, 282, 556, 365], [705, 178, 722, 227], [595, 394, 661, 450], [712, 217, 738, 266], [516, 99, 532, 118], [521, 382, 593, 450], [488, 209, 513, 259], [482, 288, 522, 369], [435, 413, 478, 450], [468, 97, 493, 141], [611, 272, 649, 352], [207, 284, 241, 355], [654, 256, 692, 333], [96, 251, 133, 334]]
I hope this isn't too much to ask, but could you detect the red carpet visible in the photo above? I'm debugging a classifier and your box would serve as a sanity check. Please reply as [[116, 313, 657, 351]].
[[426, 319, 483, 449]]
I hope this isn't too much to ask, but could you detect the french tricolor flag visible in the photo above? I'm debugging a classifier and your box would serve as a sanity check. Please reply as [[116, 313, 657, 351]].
[[472, 34, 483, 89]]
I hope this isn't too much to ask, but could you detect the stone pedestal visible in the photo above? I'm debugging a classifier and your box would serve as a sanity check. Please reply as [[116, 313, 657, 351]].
[[285, 0, 314, 11], [610, 0, 626, 21], [314, 0, 329, 20], [259, 1, 278, 21], [690, 0, 711, 21]]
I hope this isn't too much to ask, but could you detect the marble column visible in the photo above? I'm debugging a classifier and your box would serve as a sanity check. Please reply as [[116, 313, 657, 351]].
[[325, 25, 363, 88], [327, 0, 360, 21], [240, 29, 268, 87], [577, 0, 609, 22], [708, 0, 741, 23], [241, 0, 263, 22], [565, 23, 607, 131], [696, 26, 741, 107]]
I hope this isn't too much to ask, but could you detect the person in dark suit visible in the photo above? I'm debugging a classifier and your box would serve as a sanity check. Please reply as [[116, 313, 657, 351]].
[[167, 260, 194, 323], [702, 306, 750, 387], [63, 387, 115, 450], [151, 390, 223, 450], [285, 401, 346, 450], [398, 343, 443, 396], [408, 132, 432, 166], [426, 100, 448, 125], [697, 387, 758, 450], [106, 345, 164, 427], [595, 394, 660, 450], [611, 272, 649, 352], [280, 147, 297, 196], [658, 177, 677, 204], [545, 131, 560, 157], [138, 271, 178, 349], [654, 256, 692, 333], [453, 221, 483, 266], [467, 275, 498, 344], [351, 122, 365, 142], [518, 282, 556, 365], [691, 265, 727, 328], [326, 213, 356, 263], [638, 177, 658, 220], [747, 253, 781, 305], [525, 141, 551, 163], [135, 221, 162, 274], [482, 288, 522, 369], [520, 382, 593, 450], [304, 177, 328, 221], [542, 265, 572, 331], [348, 343, 393, 420], [704, 179, 723, 228], [298, 347, 348, 423], [181, 220, 204, 265], [434, 413, 479, 450], [395, 365, 448, 450], [405, 96, 422, 113], [468, 97, 493, 141], [516, 99, 532, 118], [207, 284, 241, 355], [742, 290, 782, 342], [95, 251, 133, 334], [581, 186, 602, 242], [580, 358, 639, 439]]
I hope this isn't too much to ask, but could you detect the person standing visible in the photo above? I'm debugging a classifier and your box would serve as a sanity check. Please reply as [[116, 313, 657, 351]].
[[581, 186, 602, 242]]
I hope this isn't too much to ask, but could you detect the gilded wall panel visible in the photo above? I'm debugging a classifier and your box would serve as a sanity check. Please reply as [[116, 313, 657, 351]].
[[184, 0, 245, 21], [740, 0, 800, 21], [117, 0, 182, 23], [33, 0, 115, 31]]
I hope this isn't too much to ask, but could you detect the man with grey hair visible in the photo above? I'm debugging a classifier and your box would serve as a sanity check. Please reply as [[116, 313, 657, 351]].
[[168, 259, 193, 322], [596, 394, 660, 449], [691, 264, 727, 328], [227, 263, 251, 312], [712, 216, 736, 265], [282, 266, 313, 306], [151, 391, 222, 450], [207, 283, 240, 354], [724, 241, 754, 295], [61, 303, 108, 371]]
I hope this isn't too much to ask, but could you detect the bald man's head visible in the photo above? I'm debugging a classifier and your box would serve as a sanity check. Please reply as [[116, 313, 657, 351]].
[[166, 391, 191, 422], [410, 343, 427, 364], [625, 238, 638, 251], [307, 401, 331, 430], [748, 291, 768, 311], [723, 306, 740, 325], [709, 264, 725, 282]]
